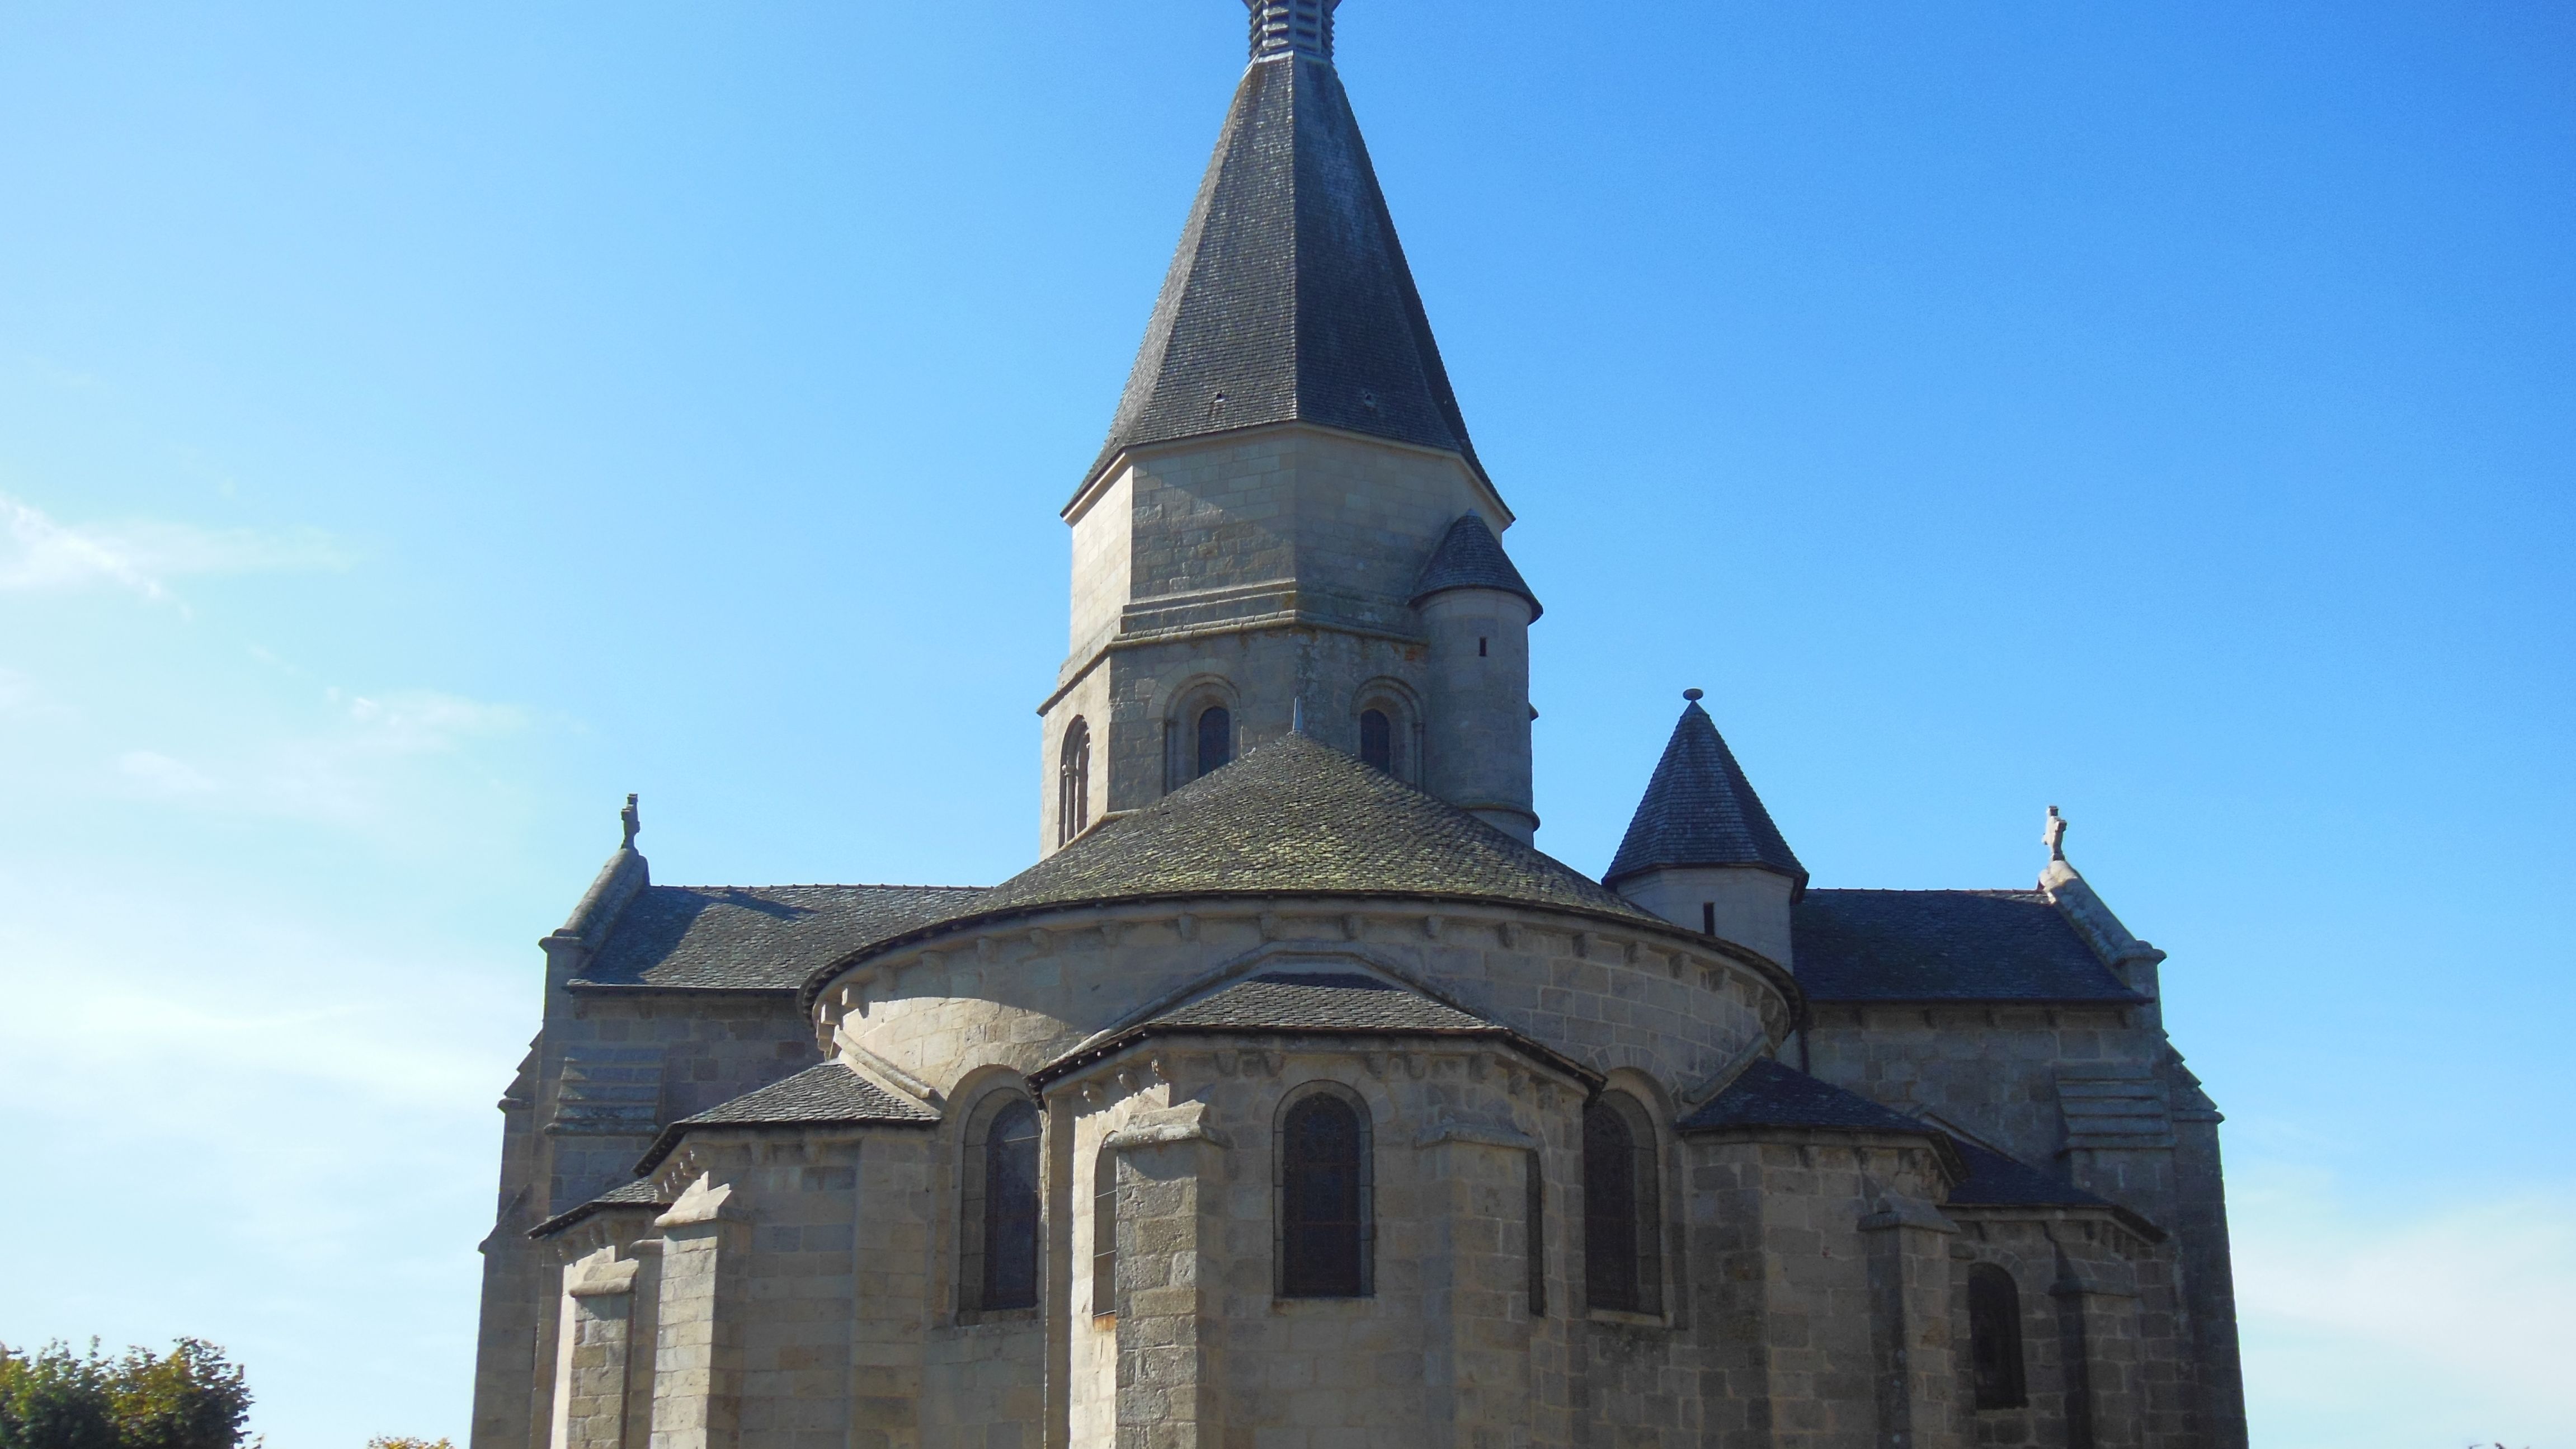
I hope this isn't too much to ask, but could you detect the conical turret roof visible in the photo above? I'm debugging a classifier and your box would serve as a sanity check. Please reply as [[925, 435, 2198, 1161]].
[[1605, 698, 1806, 889], [1082, 41, 1484, 492], [1411, 512, 1542, 619]]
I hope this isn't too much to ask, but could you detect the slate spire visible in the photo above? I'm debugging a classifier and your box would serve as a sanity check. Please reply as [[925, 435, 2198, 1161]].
[[1604, 692, 1806, 890], [1084, 1, 1485, 491]]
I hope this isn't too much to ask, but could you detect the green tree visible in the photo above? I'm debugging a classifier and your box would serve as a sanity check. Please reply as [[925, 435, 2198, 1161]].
[[0, 1340, 252, 1449]]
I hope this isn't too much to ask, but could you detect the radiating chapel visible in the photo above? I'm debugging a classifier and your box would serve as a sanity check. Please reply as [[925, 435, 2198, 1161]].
[[472, 6, 2247, 1446]]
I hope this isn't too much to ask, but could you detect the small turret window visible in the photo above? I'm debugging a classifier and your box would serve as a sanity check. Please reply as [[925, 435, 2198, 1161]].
[[1969, 1264, 2029, 1409], [1196, 705, 1232, 778], [1582, 1092, 1661, 1315], [1359, 709, 1392, 771], [1058, 718, 1091, 846]]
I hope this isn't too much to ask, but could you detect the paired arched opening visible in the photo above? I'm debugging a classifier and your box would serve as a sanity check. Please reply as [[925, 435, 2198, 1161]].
[[961, 1090, 1042, 1314], [1351, 681, 1420, 782], [1969, 1263, 2029, 1409], [1057, 718, 1091, 846], [1277, 1086, 1373, 1298], [1581, 1090, 1663, 1315]]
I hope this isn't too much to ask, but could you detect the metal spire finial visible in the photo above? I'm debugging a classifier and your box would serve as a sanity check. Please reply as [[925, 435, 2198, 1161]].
[[1245, 0, 1339, 62]]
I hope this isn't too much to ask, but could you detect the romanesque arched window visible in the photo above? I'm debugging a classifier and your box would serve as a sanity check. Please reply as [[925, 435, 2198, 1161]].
[[1278, 1088, 1371, 1297], [962, 1093, 1042, 1312], [1969, 1264, 2028, 1409], [1359, 708, 1392, 771], [1582, 1092, 1662, 1314], [1196, 705, 1232, 778], [1058, 717, 1091, 846], [1091, 1142, 1119, 1319]]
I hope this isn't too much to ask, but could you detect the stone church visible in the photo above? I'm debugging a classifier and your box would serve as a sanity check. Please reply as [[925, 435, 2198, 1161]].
[[470, 4, 2247, 1446]]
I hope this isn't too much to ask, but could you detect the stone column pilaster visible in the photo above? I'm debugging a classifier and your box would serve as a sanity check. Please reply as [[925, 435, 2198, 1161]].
[[552, 1249, 644, 1449], [1860, 1195, 1960, 1449], [1417, 1116, 1539, 1447], [648, 1176, 746, 1449], [1108, 1103, 1227, 1449], [2053, 1271, 2143, 1449]]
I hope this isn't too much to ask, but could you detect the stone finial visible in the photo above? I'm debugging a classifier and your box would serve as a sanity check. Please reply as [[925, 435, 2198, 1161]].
[[1246, 0, 1340, 62], [2044, 805, 2068, 863], [619, 792, 641, 851]]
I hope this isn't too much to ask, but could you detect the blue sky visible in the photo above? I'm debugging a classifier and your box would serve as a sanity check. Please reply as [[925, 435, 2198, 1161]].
[[1, 2, 2568, 1445]]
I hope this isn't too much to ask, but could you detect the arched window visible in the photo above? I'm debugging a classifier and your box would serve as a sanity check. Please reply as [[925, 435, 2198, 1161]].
[[1195, 705, 1232, 778], [1278, 1090, 1371, 1297], [1091, 1144, 1119, 1319], [962, 1094, 1042, 1312], [1582, 1093, 1661, 1315], [1359, 708, 1392, 771], [1057, 718, 1091, 846], [1969, 1264, 2028, 1409]]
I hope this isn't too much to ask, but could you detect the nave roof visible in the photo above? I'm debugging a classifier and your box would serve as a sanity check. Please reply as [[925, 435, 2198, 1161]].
[[571, 883, 985, 992], [1792, 889, 2145, 1004]]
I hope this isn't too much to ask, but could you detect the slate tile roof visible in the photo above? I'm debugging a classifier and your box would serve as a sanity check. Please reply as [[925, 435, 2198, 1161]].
[[1153, 972, 1499, 1034], [528, 1174, 671, 1240], [1082, 51, 1487, 492], [633, 1062, 938, 1174], [957, 732, 1660, 929], [1678, 1058, 1939, 1137], [1029, 970, 1597, 1089], [1410, 512, 1541, 619], [1604, 700, 1805, 887], [1945, 1138, 2116, 1210], [1793, 890, 2145, 1004], [572, 883, 986, 992]]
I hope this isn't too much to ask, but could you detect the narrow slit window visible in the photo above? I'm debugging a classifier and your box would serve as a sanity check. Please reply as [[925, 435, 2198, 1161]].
[[1969, 1264, 2028, 1409], [1091, 1144, 1118, 1318], [1359, 709, 1392, 771], [1582, 1093, 1661, 1315], [1478, 637, 1488, 657], [1195, 705, 1232, 778], [1701, 902, 1716, 936], [1524, 1150, 1547, 1317], [1279, 1093, 1371, 1297], [973, 1098, 1042, 1311]]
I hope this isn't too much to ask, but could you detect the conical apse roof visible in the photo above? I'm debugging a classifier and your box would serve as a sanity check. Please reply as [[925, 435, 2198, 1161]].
[[1605, 698, 1806, 888], [1082, 41, 1484, 492]]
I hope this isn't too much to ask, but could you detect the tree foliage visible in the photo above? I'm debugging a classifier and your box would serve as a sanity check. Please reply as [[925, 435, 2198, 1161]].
[[0, 1340, 252, 1449]]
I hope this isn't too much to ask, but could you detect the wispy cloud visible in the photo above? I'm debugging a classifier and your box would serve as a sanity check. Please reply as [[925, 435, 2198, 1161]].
[[0, 491, 348, 600], [2235, 1162, 2576, 1445], [117, 749, 218, 796], [105, 688, 530, 824]]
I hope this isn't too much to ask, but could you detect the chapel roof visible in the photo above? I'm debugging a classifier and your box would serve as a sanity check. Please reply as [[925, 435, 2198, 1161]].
[[1944, 1138, 2118, 1211], [1678, 1057, 1939, 1137], [1030, 969, 1597, 1088], [633, 1062, 938, 1174], [1792, 890, 2145, 1005], [1604, 698, 1806, 888], [528, 1174, 671, 1240], [1410, 512, 1542, 619], [943, 731, 1659, 933], [572, 883, 985, 992], [1080, 37, 1486, 494]]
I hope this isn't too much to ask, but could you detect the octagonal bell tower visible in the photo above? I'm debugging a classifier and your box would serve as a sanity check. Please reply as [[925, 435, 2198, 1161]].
[[1039, 0, 1541, 851]]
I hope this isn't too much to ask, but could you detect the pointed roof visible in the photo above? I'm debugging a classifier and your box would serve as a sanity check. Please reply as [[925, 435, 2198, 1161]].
[[1604, 697, 1806, 888], [967, 731, 1651, 923], [1411, 512, 1542, 620], [1083, 42, 1485, 492]]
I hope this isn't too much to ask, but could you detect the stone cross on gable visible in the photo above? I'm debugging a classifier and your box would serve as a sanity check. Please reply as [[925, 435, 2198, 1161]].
[[620, 792, 642, 852], [2044, 805, 2068, 862], [1246, 0, 1340, 60]]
